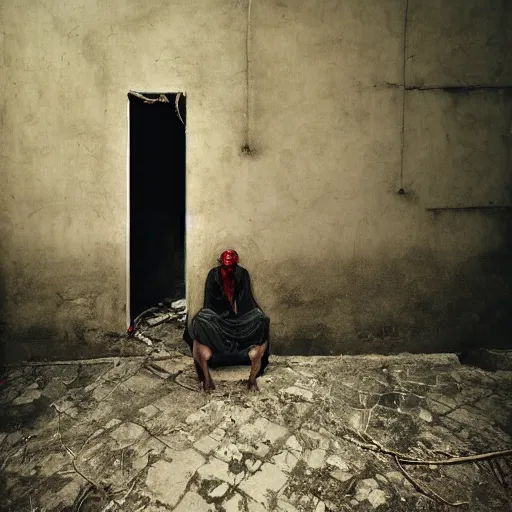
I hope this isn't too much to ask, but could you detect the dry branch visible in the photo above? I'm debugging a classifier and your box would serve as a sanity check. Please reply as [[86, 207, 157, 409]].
[[399, 448, 512, 466], [128, 91, 169, 104], [395, 456, 469, 507]]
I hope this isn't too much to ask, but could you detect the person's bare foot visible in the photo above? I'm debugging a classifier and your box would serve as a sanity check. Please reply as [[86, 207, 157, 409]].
[[203, 380, 216, 393], [247, 379, 259, 391]]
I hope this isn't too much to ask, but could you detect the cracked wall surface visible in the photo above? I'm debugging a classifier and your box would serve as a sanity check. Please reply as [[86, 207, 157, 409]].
[[0, 0, 511, 359]]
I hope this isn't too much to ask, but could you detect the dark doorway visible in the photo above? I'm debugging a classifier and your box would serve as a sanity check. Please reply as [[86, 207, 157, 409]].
[[129, 92, 186, 323]]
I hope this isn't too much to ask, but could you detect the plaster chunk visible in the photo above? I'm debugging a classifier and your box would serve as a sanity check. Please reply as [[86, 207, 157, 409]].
[[13, 389, 41, 405], [238, 463, 289, 505], [194, 435, 221, 455], [304, 449, 326, 469], [326, 455, 349, 470], [331, 470, 353, 482], [375, 474, 388, 484], [215, 442, 243, 462], [209, 482, 229, 498], [145, 450, 205, 507], [174, 491, 210, 512], [280, 386, 314, 402], [285, 435, 303, 453], [419, 408, 433, 422], [368, 489, 387, 508]]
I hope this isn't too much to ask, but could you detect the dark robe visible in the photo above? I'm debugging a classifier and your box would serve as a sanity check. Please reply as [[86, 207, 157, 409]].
[[183, 265, 270, 374]]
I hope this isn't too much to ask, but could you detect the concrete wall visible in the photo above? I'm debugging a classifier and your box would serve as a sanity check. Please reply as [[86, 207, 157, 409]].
[[0, 0, 511, 360]]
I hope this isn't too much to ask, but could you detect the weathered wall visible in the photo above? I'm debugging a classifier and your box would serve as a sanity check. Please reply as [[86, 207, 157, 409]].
[[0, 0, 511, 361]]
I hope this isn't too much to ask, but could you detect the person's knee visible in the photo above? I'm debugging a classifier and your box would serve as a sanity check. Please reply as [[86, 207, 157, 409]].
[[249, 343, 266, 362], [193, 341, 213, 361], [248, 347, 259, 362], [201, 345, 213, 361]]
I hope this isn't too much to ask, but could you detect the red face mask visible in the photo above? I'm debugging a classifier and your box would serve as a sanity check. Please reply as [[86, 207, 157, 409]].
[[219, 250, 239, 306], [220, 250, 239, 273]]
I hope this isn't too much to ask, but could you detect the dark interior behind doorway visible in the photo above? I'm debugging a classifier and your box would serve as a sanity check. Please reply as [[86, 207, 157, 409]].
[[129, 93, 186, 322]]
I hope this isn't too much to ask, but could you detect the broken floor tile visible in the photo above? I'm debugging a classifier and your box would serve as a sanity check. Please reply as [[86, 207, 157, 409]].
[[105, 418, 122, 429], [301, 430, 330, 450], [194, 435, 221, 455], [248, 499, 268, 511], [280, 386, 314, 402], [304, 449, 326, 469], [138, 404, 160, 419], [238, 463, 288, 505], [447, 406, 486, 425], [277, 499, 299, 511], [210, 427, 226, 441], [145, 450, 205, 507], [238, 417, 289, 444], [245, 458, 262, 472], [109, 422, 145, 449], [285, 435, 303, 454], [238, 441, 270, 458], [272, 450, 299, 473], [37, 452, 69, 478], [425, 398, 452, 415], [41, 379, 67, 400], [123, 372, 162, 394], [429, 394, 457, 409], [197, 456, 238, 485], [133, 453, 149, 471], [174, 491, 210, 512], [41, 477, 86, 511], [223, 492, 244, 512], [315, 501, 326, 512], [355, 478, 379, 501], [13, 389, 41, 405], [185, 410, 208, 425], [85, 401, 114, 423], [215, 442, 243, 463], [6, 432, 24, 446]]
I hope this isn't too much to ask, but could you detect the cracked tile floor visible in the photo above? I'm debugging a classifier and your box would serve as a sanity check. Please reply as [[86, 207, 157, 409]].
[[1, 342, 512, 512]]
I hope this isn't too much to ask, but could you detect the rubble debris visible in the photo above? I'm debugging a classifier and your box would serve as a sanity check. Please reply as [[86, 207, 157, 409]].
[[2, 353, 512, 511], [129, 298, 188, 347]]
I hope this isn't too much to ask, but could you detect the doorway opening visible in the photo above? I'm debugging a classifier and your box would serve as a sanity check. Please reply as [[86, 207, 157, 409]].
[[128, 92, 186, 324]]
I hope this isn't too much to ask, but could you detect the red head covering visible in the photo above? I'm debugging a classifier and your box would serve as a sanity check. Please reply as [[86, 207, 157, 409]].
[[219, 249, 239, 307], [219, 249, 239, 267]]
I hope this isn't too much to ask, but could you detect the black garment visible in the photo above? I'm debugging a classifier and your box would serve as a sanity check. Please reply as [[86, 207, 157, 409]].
[[183, 265, 270, 374]]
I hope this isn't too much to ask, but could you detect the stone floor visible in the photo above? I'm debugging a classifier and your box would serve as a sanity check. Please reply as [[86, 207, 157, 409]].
[[1, 345, 512, 511]]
